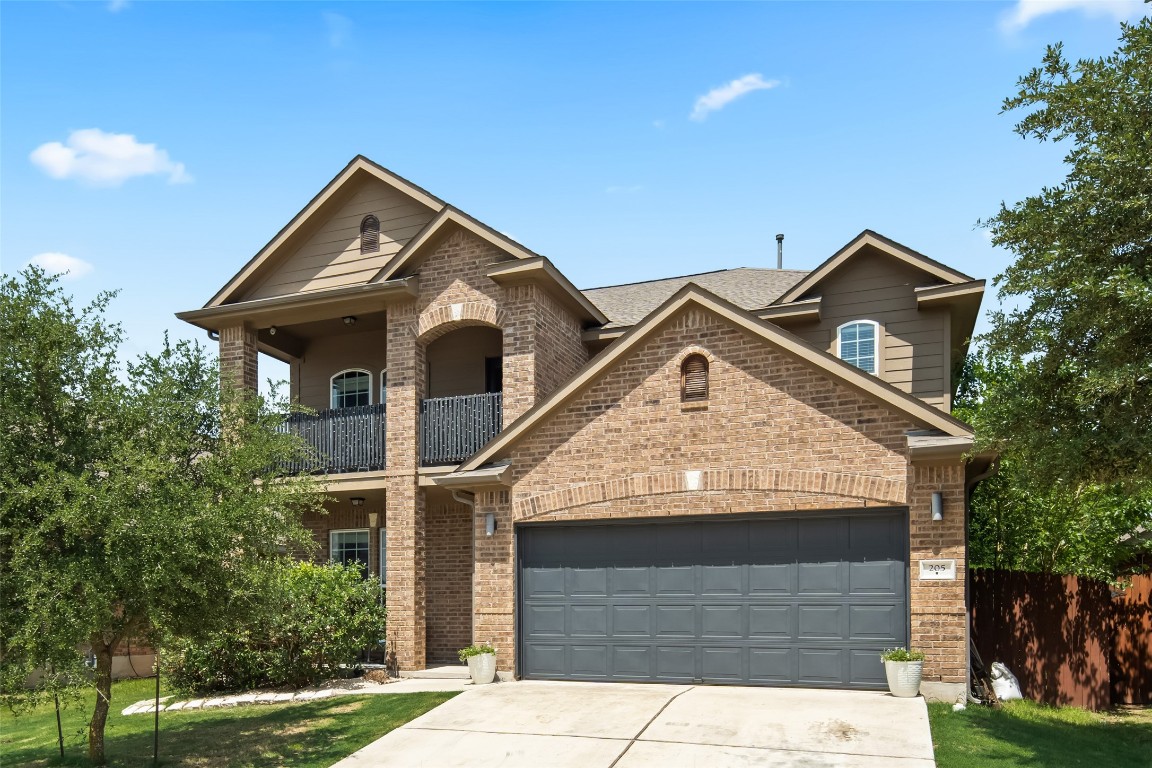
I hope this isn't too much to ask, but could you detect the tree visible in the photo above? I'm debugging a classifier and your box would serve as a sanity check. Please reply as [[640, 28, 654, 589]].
[[956, 355, 1151, 580], [979, 17, 1152, 491], [0, 267, 325, 764]]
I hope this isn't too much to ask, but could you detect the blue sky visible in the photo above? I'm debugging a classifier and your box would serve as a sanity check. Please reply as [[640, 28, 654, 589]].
[[2, 0, 1145, 385]]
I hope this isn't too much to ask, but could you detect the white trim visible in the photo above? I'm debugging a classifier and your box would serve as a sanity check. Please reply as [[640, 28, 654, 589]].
[[836, 320, 880, 375], [379, 368, 388, 407], [330, 368, 372, 409]]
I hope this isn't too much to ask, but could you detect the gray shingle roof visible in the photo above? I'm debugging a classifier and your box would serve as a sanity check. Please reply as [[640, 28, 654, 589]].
[[582, 268, 810, 328]]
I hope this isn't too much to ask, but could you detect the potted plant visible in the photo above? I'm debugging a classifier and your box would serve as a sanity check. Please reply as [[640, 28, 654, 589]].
[[880, 648, 924, 697], [458, 643, 497, 685]]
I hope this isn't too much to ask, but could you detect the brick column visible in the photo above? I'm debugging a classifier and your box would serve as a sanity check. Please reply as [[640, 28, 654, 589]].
[[473, 489, 515, 672], [501, 285, 538, 424], [908, 462, 967, 699], [218, 324, 258, 392], [384, 301, 427, 671]]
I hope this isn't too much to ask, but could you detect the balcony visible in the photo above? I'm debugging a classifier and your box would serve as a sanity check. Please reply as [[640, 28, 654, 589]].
[[278, 404, 387, 475], [421, 392, 503, 466]]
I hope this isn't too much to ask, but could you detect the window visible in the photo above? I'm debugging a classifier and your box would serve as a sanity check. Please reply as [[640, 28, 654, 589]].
[[379, 369, 387, 407], [484, 356, 503, 394], [331, 370, 371, 409], [360, 215, 380, 254], [681, 354, 709, 402], [837, 321, 878, 374], [331, 529, 370, 578]]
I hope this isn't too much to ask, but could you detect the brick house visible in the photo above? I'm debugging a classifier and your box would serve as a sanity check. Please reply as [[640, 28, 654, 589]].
[[178, 156, 991, 701]]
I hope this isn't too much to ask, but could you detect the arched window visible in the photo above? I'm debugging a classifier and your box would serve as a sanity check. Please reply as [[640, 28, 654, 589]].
[[331, 369, 371, 409], [837, 320, 879, 374], [360, 215, 380, 254], [681, 354, 709, 402]]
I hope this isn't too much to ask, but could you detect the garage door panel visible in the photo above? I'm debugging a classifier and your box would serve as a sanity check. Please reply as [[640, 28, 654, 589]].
[[655, 605, 696, 637], [570, 604, 608, 636], [798, 648, 845, 683], [797, 561, 844, 594], [749, 605, 794, 638], [519, 510, 907, 689], [750, 563, 794, 594], [702, 605, 744, 638], [849, 605, 902, 641], [654, 565, 694, 595], [612, 566, 652, 596], [656, 646, 696, 680], [567, 567, 608, 596], [702, 564, 743, 594], [571, 645, 610, 677], [798, 605, 845, 639], [612, 605, 652, 636], [849, 649, 887, 686], [613, 646, 653, 677], [750, 647, 796, 682], [849, 561, 902, 595], [523, 567, 566, 598], [524, 604, 566, 636]]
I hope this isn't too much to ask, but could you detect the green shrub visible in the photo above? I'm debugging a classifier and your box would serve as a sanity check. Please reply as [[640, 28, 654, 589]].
[[880, 648, 925, 662], [457, 643, 496, 663], [163, 561, 386, 694]]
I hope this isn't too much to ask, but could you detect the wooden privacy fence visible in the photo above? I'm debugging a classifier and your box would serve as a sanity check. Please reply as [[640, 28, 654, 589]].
[[970, 569, 1151, 710]]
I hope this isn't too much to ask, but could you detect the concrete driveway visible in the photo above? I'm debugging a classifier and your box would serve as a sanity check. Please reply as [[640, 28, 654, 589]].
[[332, 680, 936, 767]]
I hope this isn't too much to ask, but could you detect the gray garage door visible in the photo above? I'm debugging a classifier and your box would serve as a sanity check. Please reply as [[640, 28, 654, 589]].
[[517, 510, 907, 688]]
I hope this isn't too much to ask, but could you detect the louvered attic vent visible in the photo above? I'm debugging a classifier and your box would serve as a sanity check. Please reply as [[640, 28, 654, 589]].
[[681, 354, 709, 402], [360, 215, 380, 254]]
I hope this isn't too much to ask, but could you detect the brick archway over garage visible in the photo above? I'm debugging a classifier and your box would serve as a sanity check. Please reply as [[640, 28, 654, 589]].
[[512, 468, 908, 521]]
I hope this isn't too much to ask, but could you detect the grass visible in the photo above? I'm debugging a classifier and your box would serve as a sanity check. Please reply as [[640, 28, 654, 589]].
[[1, 677, 457, 767], [928, 700, 1152, 768]]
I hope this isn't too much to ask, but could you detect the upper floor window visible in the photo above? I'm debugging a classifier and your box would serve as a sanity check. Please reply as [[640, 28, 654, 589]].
[[681, 354, 709, 402], [331, 369, 371, 409], [837, 320, 878, 374], [360, 215, 380, 254]]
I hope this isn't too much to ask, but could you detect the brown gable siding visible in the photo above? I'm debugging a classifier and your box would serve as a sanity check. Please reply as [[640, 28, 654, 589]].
[[786, 248, 951, 409], [244, 179, 436, 301]]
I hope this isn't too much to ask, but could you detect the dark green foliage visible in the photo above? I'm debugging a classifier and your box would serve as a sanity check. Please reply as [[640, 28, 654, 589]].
[[978, 18, 1152, 491], [163, 562, 387, 693]]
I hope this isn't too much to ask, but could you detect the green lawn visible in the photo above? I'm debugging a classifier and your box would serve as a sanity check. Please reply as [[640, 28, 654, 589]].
[[1, 678, 457, 767], [929, 700, 1152, 768]]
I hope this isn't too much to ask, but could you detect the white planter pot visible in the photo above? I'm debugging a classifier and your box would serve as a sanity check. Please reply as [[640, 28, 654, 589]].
[[884, 660, 923, 697], [466, 653, 496, 685]]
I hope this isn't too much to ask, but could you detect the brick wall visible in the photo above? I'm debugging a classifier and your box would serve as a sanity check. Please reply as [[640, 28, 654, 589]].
[[533, 288, 589, 401], [425, 499, 474, 664], [474, 490, 515, 659]]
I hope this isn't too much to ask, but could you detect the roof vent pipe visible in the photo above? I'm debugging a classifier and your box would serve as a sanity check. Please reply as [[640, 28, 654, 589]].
[[776, 233, 784, 269]]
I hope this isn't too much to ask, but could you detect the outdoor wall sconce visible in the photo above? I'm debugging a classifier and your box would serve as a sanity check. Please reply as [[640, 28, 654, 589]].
[[485, 512, 497, 536], [931, 491, 944, 521], [342, 316, 357, 326], [368, 512, 379, 528], [350, 497, 365, 507]]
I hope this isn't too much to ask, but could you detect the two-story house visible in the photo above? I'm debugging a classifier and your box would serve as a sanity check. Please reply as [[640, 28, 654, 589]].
[[178, 156, 990, 701]]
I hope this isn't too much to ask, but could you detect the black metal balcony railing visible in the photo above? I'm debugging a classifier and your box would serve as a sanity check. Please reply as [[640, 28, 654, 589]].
[[421, 392, 502, 465], [278, 403, 387, 475]]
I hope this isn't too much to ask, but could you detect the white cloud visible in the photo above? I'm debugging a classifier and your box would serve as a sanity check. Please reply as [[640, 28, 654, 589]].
[[30, 129, 191, 186], [107, 0, 129, 12], [605, 185, 644, 195], [690, 73, 780, 121], [324, 12, 352, 49], [27, 252, 94, 280], [652, 119, 666, 130], [1000, 0, 1144, 32]]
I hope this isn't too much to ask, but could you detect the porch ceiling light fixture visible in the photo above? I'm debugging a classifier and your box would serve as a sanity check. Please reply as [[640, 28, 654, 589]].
[[269, 325, 277, 335], [342, 316, 357, 326], [350, 497, 366, 507], [931, 491, 943, 522]]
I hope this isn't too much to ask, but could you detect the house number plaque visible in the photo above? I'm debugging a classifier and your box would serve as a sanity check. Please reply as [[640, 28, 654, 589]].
[[919, 559, 957, 580]]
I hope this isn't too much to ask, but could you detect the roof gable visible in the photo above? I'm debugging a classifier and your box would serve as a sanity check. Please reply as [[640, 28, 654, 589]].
[[207, 156, 444, 307], [774, 230, 974, 305], [459, 284, 972, 471]]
